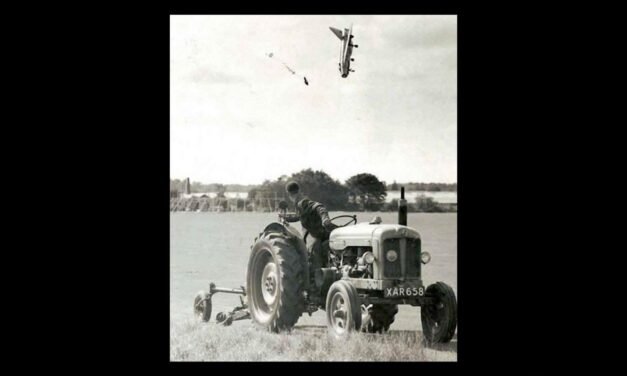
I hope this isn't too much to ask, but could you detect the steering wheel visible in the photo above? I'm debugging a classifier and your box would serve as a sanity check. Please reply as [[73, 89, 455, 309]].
[[330, 214, 357, 228], [303, 215, 357, 245]]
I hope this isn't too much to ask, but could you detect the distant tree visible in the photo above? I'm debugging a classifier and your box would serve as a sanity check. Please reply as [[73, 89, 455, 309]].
[[247, 187, 259, 200], [346, 173, 387, 211], [226, 184, 256, 192], [191, 181, 204, 193], [392, 182, 457, 192], [289, 169, 349, 210], [385, 198, 399, 212], [236, 198, 246, 210], [218, 198, 228, 210], [390, 180, 399, 191], [244, 170, 349, 211], [170, 179, 182, 191], [215, 184, 226, 198], [415, 194, 442, 213]]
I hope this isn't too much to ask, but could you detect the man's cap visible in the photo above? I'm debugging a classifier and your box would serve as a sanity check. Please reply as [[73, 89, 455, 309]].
[[285, 181, 300, 195]]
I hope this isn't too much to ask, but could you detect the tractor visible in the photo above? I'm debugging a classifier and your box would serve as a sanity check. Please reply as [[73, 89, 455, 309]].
[[194, 187, 457, 344]]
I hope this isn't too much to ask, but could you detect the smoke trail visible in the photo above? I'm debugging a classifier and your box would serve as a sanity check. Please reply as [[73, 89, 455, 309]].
[[266, 52, 308, 85]]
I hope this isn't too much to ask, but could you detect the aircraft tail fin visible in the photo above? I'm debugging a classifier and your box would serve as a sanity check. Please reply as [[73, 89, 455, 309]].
[[329, 27, 344, 40]]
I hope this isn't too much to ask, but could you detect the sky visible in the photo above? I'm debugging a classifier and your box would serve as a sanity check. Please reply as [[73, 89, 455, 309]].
[[170, 15, 456, 185]]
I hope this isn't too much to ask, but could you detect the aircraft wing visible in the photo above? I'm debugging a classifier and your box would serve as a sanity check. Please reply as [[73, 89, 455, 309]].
[[329, 26, 345, 40]]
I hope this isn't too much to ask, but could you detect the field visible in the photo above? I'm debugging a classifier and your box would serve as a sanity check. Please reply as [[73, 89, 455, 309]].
[[170, 212, 457, 361]]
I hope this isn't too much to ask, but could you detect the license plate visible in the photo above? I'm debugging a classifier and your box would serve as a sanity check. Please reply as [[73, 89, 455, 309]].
[[384, 286, 425, 298]]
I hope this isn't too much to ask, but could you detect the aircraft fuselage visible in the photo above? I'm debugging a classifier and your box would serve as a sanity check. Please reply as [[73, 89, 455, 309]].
[[342, 39, 354, 77], [330, 25, 356, 78]]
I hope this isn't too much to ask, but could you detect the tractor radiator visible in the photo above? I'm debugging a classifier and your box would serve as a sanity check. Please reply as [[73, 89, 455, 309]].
[[383, 237, 421, 278]]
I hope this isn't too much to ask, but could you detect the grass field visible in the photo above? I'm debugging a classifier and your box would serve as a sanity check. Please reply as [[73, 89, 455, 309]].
[[170, 212, 457, 361]]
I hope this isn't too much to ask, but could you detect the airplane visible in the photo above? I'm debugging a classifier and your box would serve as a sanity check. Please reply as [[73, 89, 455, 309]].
[[329, 24, 358, 78]]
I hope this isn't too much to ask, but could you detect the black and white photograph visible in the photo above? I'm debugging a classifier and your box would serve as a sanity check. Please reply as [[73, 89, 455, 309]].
[[169, 14, 457, 362]]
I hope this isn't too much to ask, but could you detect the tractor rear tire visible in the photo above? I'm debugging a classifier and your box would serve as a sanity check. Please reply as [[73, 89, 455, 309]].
[[421, 282, 457, 344], [247, 231, 306, 332], [326, 280, 362, 339], [194, 291, 212, 322], [365, 304, 398, 333]]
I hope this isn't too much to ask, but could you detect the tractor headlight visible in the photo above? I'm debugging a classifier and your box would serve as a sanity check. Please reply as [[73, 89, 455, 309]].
[[386, 250, 398, 262], [362, 251, 375, 264], [420, 251, 431, 264]]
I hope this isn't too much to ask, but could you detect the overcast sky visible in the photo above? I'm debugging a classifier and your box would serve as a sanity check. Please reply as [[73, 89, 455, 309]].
[[170, 15, 456, 185]]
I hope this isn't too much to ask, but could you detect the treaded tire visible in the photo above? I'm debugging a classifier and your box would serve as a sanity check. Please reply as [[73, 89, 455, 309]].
[[364, 304, 398, 333], [194, 291, 212, 322], [421, 282, 457, 344], [326, 280, 362, 339], [247, 231, 306, 332]]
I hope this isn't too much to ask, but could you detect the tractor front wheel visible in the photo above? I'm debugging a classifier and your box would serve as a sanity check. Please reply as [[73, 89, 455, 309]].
[[421, 282, 457, 344], [326, 280, 362, 339]]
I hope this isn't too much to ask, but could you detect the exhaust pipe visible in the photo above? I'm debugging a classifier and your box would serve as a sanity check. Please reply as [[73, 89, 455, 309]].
[[398, 186, 407, 226]]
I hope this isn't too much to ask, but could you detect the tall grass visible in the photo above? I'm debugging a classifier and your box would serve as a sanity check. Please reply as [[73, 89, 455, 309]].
[[170, 319, 456, 362]]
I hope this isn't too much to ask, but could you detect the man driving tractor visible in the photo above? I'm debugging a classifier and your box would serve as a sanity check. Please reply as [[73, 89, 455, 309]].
[[281, 181, 338, 271]]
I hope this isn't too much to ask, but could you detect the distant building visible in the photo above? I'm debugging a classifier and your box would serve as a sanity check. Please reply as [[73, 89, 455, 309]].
[[185, 192, 248, 199]]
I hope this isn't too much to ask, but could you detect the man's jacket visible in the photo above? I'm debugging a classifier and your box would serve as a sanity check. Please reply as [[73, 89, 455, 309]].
[[284, 198, 332, 239]]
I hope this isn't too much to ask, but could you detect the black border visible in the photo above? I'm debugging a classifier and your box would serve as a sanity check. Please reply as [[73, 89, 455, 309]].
[[167, 10, 463, 370], [28, 0, 571, 370], [74, 4, 546, 373]]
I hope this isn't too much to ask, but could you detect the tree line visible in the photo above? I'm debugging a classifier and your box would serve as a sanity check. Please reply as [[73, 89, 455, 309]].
[[169, 180, 256, 194], [388, 181, 457, 192], [171, 169, 456, 212]]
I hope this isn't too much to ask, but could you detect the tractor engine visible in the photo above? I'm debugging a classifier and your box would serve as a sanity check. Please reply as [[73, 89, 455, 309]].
[[328, 222, 423, 284], [328, 246, 374, 279]]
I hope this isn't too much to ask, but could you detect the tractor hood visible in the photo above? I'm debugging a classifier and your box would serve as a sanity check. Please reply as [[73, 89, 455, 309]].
[[329, 223, 420, 250]]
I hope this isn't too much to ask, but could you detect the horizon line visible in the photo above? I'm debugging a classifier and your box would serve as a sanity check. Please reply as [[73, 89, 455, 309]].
[[170, 178, 458, 186]]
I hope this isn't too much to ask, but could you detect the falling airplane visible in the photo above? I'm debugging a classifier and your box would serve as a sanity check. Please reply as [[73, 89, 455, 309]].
[[329, 24, 358, 78]]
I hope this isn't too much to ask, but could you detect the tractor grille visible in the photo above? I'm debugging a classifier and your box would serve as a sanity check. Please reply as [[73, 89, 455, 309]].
[[406, 238, 421, 277], [383, 238, 402, 278], [383, 237, 421, 278]]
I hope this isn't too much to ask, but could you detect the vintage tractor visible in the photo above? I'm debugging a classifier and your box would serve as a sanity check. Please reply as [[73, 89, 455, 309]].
[[194, 187, 457, 344]]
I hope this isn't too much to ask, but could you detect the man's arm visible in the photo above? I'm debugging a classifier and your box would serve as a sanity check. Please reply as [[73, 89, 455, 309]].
[[282, 213, 300, 223], [313, 203, 331, 223], [313, 202, 338, 231]]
